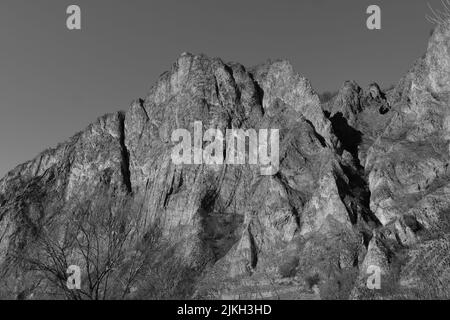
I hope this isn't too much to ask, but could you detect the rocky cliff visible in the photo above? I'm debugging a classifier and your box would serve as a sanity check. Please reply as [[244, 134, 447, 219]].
[[1, 23, 450, 300]]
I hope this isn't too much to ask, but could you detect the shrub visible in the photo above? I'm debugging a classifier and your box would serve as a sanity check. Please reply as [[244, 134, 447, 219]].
[[278, 256, 299, 278], [305, 274, 321, 290]]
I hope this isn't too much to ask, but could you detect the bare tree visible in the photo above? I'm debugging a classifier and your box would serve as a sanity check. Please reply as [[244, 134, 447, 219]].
[[1, 182, 164, 300], [427, 1, 450, 25]]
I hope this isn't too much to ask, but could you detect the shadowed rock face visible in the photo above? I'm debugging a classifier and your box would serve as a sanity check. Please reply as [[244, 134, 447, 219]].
[[1, 25, 450, 300]]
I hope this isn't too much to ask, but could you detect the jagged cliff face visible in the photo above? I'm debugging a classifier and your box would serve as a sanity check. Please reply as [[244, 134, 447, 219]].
[[1, 23, 450, 300]]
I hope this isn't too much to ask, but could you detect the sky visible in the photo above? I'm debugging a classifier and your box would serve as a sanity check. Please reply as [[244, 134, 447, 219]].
[[0, 0, 443, 177]]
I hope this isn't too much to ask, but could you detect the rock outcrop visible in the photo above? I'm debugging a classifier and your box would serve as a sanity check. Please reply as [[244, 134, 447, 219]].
[[1, 22, 450, 300]]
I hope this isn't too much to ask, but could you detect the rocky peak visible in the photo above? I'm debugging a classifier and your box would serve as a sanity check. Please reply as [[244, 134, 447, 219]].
[[426, 23, 450, 94], [328, 80, 363, 124]]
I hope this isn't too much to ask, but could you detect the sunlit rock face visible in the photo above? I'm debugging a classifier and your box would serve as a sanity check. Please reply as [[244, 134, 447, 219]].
[[1, 23, 450, 300], [354, 23, 450, 299], [426, 23, 450, 94]]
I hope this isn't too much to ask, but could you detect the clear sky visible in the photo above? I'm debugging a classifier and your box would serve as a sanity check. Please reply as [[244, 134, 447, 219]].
[[0, 0, 442, 177]]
